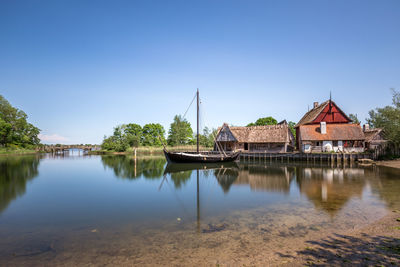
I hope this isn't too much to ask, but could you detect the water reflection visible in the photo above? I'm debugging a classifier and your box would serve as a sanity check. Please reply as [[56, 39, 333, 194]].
[[101, 155, 166, 179], [163, 162, 240, 232], [234, 164, 296, 193], [0, 155, 41, 214], [367, 166, 400, 210], [100, 155, 400, 217], [1, 154, 400, 267], [164, 162, 239, 190], [296, 166, 366, 215]]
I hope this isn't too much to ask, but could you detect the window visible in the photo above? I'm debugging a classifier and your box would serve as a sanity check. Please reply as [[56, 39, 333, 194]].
[[333, 141, 338, 146]]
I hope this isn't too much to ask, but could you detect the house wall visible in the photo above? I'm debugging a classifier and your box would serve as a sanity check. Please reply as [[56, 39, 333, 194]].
[[301, 140, 364, 153], [249, 143, 286, 153], [216, 141, 236, 151], [217, 142, 288, 153], [216, 125, 236, 142]]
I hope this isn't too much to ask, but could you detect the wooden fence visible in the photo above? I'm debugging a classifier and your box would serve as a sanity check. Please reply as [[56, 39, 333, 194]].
[[373, 143, 400, 160]]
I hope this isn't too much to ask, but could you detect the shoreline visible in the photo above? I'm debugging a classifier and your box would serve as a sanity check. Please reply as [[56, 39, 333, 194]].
[[285, 209, 400, 266], [375, 159, 400, 170], [0, 150, 41, 157]]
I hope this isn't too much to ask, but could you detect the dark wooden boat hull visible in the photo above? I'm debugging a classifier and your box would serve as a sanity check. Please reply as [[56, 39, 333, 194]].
[[163, 150, 241, 164]]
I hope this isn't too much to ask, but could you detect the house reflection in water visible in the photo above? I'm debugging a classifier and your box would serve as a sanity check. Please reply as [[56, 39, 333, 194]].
[[216, 164, 296, 194], [214, 168, 239, 193], [296, 167, 366, 215]]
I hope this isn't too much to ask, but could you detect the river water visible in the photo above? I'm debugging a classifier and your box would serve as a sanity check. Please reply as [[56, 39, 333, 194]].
[[0, 153, 399, 265]]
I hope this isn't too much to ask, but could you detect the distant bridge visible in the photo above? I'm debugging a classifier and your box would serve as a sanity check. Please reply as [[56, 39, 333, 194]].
[[39, 144, 101, 153]]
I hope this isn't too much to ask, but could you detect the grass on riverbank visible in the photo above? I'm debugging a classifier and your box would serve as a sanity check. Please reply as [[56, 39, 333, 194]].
[[0, 147, 38, 155]]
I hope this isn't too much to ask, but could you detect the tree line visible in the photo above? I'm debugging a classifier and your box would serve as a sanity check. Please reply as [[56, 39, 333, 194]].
[[101, 115, 297, 152], [0, 95, 40, 149], [367, 89, 400, 146], [101, 115, 216, 152]]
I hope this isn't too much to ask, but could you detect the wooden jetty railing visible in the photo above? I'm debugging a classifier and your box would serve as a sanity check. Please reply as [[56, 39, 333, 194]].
[[38, 145, 101, 153], [239, 152, 372, 163]]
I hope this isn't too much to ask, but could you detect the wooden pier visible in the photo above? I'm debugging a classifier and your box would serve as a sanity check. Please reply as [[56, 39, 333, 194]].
[[239, 152, 372, 164]]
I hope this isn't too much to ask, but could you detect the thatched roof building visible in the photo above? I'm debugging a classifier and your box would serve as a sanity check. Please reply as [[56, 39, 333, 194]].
[[215, 123, 295, 152], [363, 126, 387, 150]]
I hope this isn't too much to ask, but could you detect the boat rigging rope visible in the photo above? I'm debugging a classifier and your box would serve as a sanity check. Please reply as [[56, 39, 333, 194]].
[[182, 92, 197, 120], [199, 96, 226, 156]]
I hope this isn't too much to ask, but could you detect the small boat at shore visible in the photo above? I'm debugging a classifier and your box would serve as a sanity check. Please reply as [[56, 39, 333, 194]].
[[162, 89, 240, 164]]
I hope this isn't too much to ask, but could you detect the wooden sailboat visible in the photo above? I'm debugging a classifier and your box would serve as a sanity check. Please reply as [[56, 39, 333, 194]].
[[163, 89, 241, 164]]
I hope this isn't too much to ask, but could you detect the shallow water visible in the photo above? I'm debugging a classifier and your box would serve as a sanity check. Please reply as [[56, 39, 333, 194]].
[[0, 153, 399, 265]]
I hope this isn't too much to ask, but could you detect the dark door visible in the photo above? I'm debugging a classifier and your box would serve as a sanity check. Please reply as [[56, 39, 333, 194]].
[[244, 143, 248, 150]]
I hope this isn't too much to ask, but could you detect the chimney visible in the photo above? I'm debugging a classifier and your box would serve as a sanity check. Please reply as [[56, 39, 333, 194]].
[[363, 124, 369, 132], [313, 102, 319, 109], [320, 122, 327, 134]]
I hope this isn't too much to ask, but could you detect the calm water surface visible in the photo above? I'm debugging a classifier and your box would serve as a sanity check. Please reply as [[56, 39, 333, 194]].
[[0, 152, 399, 265]]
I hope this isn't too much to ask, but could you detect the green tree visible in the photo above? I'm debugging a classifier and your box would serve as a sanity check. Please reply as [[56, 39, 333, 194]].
[[349, 114, 360, 124], [101, 125, 128, 152], [199, 126, 216, 147], [0, 95, 40, 148], [167, 115, 193, 146], [142, 123, 166, 146], [288, 121, 296, 139], [123, 123, 142, 147], [0, 118, 12, 146], [367, 89, 400, 145], [247, 116, 277, 127]]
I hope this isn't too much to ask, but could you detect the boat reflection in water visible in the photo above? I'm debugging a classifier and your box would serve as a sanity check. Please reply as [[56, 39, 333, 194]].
[[163, 162, 239, 232]]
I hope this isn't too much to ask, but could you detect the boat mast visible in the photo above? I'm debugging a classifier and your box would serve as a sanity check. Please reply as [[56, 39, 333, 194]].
[[197, 88, 199, 153]]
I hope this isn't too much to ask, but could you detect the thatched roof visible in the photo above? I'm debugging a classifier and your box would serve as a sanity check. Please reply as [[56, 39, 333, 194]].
[[295, 100, 352, 127], [299, 123, 365, 141], [364, 128, 384, 142], [218, 124, 291, 143]]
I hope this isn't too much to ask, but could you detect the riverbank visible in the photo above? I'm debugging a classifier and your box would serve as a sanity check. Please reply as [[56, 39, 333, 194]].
[[89, 145, 213, 156], [283, 209, 400, 266], [376, 158, 400, 170], [0, 148, 39, 156]]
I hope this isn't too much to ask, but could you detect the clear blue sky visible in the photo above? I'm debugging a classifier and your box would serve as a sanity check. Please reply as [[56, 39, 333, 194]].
[[1, 0, 399, 144]]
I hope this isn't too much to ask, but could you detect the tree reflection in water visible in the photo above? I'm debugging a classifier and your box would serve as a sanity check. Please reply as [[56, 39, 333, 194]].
[[0, 155, 41, 214], [100, 155, 166, 180], [367, 166, 400, 210], [101, 156, 400, 216]]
